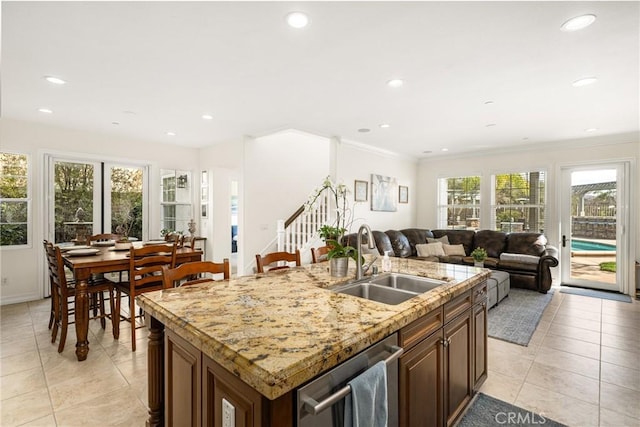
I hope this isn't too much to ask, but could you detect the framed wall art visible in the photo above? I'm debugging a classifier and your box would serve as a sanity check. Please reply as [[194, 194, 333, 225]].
[[354, 180, 368, 202], [371, 174, 398, 212], [399, 185, 408, 204]]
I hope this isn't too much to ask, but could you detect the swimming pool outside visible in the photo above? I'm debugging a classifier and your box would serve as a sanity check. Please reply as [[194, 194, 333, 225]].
[[571, 239, 616, 252]]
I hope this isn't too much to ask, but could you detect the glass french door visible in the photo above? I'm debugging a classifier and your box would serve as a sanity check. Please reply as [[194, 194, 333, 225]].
[[46, 157, 147, 244], [560, 163, 629, 292]]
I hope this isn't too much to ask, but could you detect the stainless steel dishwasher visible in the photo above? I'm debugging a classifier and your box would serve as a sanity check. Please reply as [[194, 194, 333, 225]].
[[296, 333, 402, 427]]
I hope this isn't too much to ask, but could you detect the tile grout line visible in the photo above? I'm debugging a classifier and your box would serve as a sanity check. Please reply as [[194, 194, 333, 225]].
[[28, 301, 59, 427]]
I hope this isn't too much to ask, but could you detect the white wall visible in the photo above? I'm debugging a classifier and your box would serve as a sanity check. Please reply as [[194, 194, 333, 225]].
[[336, 140, 418, 233], [416, 133, 639, 290], [0, 118, 199, 304], [241, 130, 331, 274]]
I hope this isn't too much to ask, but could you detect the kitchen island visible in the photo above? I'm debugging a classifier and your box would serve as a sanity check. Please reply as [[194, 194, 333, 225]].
[[138, 257, 490, 426]]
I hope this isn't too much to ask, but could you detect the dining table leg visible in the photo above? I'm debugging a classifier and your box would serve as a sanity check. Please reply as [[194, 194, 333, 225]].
[[74, 274, 90, 361]]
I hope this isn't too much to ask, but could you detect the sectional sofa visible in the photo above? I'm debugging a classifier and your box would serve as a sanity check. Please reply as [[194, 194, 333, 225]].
[[343, 228, 559, 293]]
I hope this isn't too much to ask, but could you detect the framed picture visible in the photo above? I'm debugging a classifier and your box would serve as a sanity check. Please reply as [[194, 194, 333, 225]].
[[399, 186, 409, 204], [371, 174, 398, 212], [354, 180, 368, 202]]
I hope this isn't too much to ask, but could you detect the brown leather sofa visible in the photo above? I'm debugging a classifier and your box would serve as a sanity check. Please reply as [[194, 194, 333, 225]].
[[343, 228, 559, 293]]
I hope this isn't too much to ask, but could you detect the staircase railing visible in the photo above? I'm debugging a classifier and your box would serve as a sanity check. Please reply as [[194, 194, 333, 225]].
[[278, 189, 332, 254]]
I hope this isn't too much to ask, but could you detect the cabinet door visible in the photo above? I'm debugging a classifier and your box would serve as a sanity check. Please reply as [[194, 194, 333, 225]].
[[165, 330, 202, 427], [203, 354, 265, 427], [473, 301, 488, 390], [444, 311, 472, 427], [399, 331, 444, 427]]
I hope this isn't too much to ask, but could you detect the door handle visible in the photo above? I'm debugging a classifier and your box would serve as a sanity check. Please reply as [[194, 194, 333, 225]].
[[562, 235, 566, 247]]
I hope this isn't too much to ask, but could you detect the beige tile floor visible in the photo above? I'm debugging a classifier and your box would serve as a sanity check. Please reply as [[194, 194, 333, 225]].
[[1, 289, 640, 426], [480, 287, 640, 427]]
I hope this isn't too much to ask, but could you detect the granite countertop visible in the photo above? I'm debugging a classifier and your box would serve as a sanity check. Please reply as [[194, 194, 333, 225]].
[[137, 257, 490, 400]]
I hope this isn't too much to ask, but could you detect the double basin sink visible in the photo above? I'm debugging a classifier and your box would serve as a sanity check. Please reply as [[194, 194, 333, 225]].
[[329, 272, 446, 305]]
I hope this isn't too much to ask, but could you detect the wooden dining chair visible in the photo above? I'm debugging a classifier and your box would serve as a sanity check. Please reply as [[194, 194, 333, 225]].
[[311, 246, 331, 264], [86, 233, 121, 246], [162, 260, 230, 289], [255, 250, 301, 273], [44, 241, 116, 352], [113, 243, 177, 351]]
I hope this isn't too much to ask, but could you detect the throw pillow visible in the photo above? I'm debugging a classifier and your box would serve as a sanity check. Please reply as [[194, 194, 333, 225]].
[[442, 243, 466, 256], [416, 242, 446, 257], [500, 253, 540, 264], [427, 235, 450, 245]]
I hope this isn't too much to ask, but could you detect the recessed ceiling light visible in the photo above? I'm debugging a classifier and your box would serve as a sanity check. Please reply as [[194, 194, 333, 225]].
[[522, 137, 529, 141], [286, 12, 309, 28], [123, 110, 137, 115], [386, 79, 404, 88], [112, 121, 120, 125], [202, 114, 213, 120], [572, 77, 598, 87], [561, 14, 597, 32], [38, 108, 53, 114], [44, 76, 66, 85], [166, 131, 176, 136], [441, 148, 449, 152], [422, 150, 432, 154], [484, 100, 494, 105], [485, 123, 497, 127], [358, 128, 370, 133], [585, 128, 598, 132], [379, 123, 390, 129]]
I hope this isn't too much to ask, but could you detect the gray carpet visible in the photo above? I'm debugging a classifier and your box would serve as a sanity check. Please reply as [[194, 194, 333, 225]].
[[560, 286, 632, 303], [458, 393, 567, 427], [488, 288, 554, 346]]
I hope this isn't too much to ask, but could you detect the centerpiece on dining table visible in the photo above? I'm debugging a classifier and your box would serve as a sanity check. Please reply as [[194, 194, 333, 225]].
[[114, 204, 135, 250]]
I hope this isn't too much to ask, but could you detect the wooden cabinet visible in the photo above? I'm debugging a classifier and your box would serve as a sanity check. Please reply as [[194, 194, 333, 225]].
[[399, 327, 444, 427], [443, 311, 472, 427], [472, 298, 488, 390], [398, 280, 487, 427], [164, 329, 292, 427], [165, 330, 202, 427]]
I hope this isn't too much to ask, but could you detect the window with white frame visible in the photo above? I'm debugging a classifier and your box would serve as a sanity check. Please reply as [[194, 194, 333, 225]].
[[493, 171, 546, 233], [437, 176, 481, 230], [160, 169, 192, 235], [1, 152, 30, 246]]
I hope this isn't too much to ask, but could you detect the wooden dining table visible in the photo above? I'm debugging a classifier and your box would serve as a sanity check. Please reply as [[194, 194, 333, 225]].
[[62, 242, 202, 361]]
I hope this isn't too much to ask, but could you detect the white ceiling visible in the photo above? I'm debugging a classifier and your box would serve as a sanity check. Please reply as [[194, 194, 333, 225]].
[[2, 1, 639, 158]]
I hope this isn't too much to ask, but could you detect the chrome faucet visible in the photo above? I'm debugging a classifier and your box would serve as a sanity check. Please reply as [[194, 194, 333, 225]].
[[356, 224, 376, 280]]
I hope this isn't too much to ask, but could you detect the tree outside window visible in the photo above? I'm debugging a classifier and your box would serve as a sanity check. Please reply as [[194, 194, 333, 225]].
[[437, 176, 481, 229], [1, 153, 29, 246], [493, 172, 545, 232]]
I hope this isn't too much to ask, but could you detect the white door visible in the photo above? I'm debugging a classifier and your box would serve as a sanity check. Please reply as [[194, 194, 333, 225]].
[[560, 163, 629, 292]]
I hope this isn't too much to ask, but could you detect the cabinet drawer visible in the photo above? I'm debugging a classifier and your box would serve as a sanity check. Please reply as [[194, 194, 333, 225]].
[[400, 307, 443, 350], [472, 281, 488, 305], [444, 290, 472, 323]]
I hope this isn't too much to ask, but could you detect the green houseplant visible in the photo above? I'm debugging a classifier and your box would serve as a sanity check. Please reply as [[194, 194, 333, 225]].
[[326, 239, 359, 277], [471, 247, 487, 267]]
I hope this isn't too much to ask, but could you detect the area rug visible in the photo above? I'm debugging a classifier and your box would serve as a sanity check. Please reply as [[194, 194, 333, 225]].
[[560, 285, 632, 303], [457, 393, 567, 427], [488, 288, 554, 346]]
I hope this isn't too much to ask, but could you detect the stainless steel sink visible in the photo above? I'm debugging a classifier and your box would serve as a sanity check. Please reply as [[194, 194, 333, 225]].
[[369, 272, 445, 293], [329, 273, 445, 305], [331, 282, 418, 305]]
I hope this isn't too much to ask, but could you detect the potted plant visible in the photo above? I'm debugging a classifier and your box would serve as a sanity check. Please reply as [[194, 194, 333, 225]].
[[326, 239, 360, 277], [319, 225, 347, 243], [114, 205, 134, 250], [471, 247, 488, 267]]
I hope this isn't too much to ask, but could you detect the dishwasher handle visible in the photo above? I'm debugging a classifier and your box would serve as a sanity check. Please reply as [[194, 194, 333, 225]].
[[301, 345, 404, 416]]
